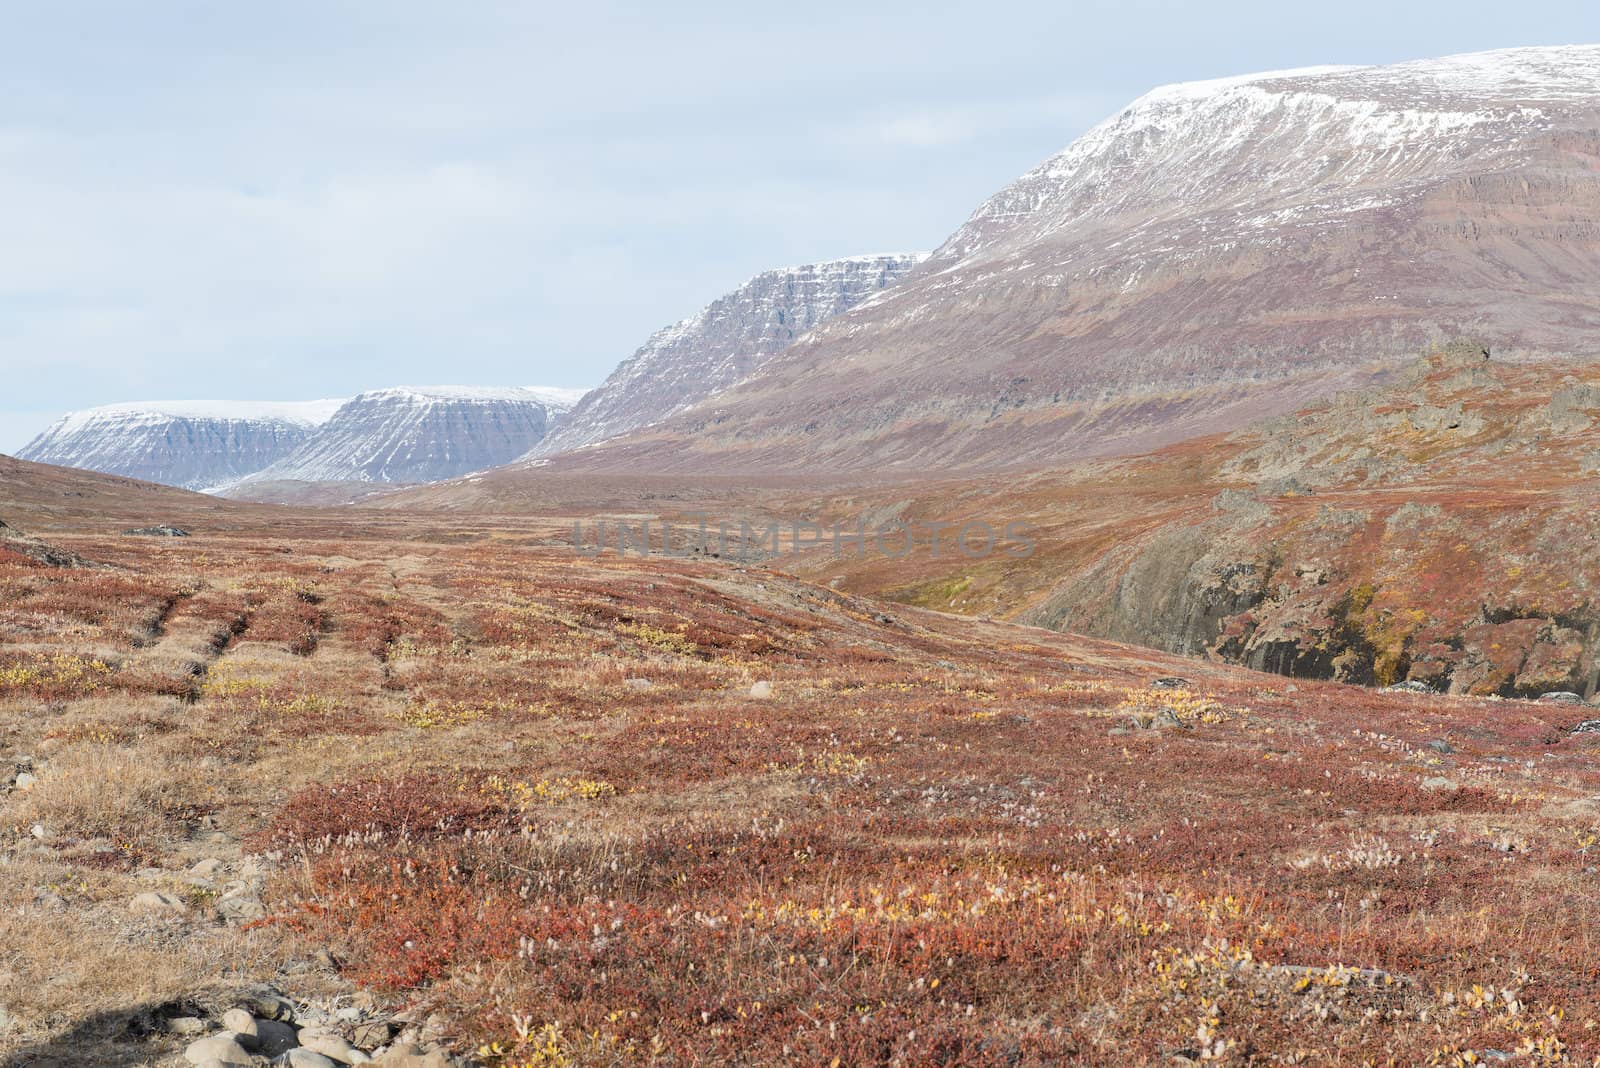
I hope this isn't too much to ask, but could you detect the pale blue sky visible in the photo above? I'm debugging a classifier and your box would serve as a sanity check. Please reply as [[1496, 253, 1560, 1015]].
[[1, 1, 1595, 451]]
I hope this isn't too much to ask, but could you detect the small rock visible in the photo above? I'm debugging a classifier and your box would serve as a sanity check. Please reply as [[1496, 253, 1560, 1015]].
[[130, 890, 188, 914], [222, 1008, 259, 1045], [254, 1018, 299, 1056], [13, 772, 35, 790], [1384, 680, 1436, 694], [167, 1016, 209, 1036], [351, 1020, 396, 1049], [1425, 739, 1455, 754], [748, 680, 773, 699], [1151, 677, 1190, 690], [219, 895, 267, 924], [242, 991, 296, 1022], [1571, 719, 1600, 735], [29, 824, 49, 841], [1420, 776, 1459, 791], [123, 524, 190, 537], [190, 857, 226, 878], [622, 677, 653, 691], [372, 1043, 453, 1068], [184, 1033, 254, 1066], [281, 1051, 340, 1068], [298, 1028, 371, 1064], [1538, 691, 1586, 705]]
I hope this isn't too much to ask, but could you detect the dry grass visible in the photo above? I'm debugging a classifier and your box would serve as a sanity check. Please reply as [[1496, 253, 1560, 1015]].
[[2, 515, 1600, 1065]]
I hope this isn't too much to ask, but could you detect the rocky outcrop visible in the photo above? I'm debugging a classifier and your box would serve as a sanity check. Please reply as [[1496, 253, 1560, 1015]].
[[526, 254, 926, 459], [1018, 348, 1600, 698]]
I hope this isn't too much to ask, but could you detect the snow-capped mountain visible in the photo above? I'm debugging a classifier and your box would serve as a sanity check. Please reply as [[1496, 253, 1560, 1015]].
[[238, 386, 585, 486], [545, 45, 1600, 473], [16, 400, 344, 491], [526, 254, 926, 458]]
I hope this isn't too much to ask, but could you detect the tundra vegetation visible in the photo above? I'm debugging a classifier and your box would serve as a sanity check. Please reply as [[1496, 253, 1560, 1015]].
[[2, 513, 1600, 1066]]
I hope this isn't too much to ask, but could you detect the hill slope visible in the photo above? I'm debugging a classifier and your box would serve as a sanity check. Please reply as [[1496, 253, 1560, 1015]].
[[527, 254, 926, 459], [553, 46, 1600, 473]]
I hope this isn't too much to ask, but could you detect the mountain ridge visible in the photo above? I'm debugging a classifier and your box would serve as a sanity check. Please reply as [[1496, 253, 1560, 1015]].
[[526, 253, 927, 460], [530, 45, 1600, 474]]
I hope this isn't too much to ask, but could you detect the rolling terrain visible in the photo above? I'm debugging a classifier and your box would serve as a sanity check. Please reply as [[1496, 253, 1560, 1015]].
[[5, 462, 1600, 1065]]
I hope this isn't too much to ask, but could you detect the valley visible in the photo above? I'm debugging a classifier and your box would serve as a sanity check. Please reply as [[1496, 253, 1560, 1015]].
[[5, 473, 1600, 1065]]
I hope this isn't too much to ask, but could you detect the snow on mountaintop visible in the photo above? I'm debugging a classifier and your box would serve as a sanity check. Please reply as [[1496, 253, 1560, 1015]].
[[525, 253, 927, 459], [49, 399, 346, 435], [943, 44, 1600, 265], [359, 385, 587, 410]]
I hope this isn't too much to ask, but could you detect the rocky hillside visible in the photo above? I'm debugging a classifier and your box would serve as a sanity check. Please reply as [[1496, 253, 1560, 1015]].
[[15, 401, 342, 491], [526, 254, 926, 459], [237, 386, 585, 488], [551, 46, 1600, 473], [779, 341, 1600, 699]]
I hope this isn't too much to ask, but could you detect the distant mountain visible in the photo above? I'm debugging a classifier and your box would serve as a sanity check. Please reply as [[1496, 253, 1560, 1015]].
[[235, 386, 586, 487], [545, 45, 1600, 473], [526, 254, 926, 459], [16, 400, 343, 491]]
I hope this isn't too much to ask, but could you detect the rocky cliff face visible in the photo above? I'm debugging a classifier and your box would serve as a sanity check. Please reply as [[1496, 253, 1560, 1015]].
[[558, 46, 1600, 473], [15, 401, 343, 491], [527, 255, 926, 459], [241, 387, 585, 486]]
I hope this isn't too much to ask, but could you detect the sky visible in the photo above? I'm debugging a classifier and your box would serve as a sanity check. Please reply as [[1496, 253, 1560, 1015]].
[[1, 0, 1595, 451]]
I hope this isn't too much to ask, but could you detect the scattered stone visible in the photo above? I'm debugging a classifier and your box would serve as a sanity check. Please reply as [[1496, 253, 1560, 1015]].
[[351, 1019, 396, 1049], [1420, 776, 1459, 791], [1538, 691, 1586, 704], [219, 894, 268, 924], [1571, 720, 1600, 735], [190, 857, 226, 878], [280, 1051, 340, 1068], [123, 524, 190, 537], [222, 1008, 259, 1045], [183, 1033, 254, 1066], [130, 890, 188, 914], [254, 1018, 299, 1056], [748, 680, 773, 699], [298, 1028, 371, 1064], [1151, 677, 1190, 690], [242, 991, 296, 1022], [1425, 739, 1455, 755], [167, 1016, 209, 1036], [1384, 680, 1436, 694], [29, 823, 49, 840], [13, 771, 35, 790], [373, 1043, 453, 1068]]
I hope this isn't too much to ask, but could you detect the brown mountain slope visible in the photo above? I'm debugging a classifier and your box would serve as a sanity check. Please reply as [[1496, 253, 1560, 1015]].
[[770, 343, 1600, 698], [531, 47, 1600, 474]]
